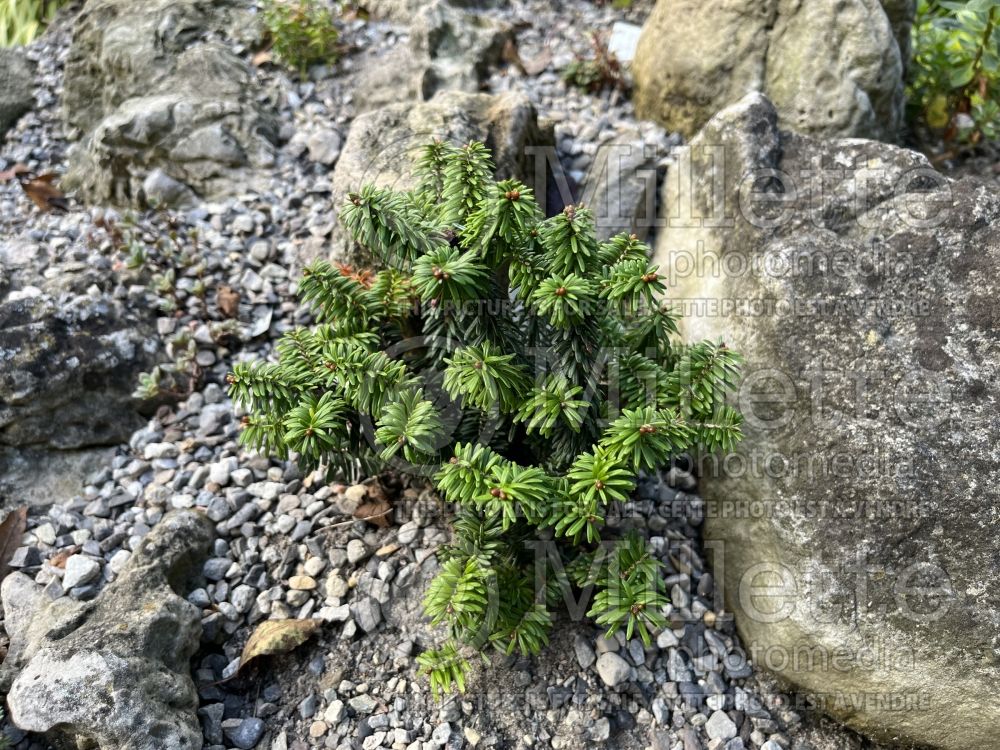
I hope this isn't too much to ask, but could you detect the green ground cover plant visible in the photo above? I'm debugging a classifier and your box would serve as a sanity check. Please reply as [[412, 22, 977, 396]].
[[260, 0, 340, 74]]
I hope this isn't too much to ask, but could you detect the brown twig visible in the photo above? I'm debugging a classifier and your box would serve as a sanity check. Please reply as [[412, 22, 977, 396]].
[[316, 507, 392, 533]]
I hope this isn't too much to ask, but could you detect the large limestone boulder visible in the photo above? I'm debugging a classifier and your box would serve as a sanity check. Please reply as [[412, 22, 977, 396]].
[[633, 0, 909, 141], [658, 93, 999, 749], [1, 510, 214, 749], [0, 48, 36, 138], [62, 0, 277, 206], [320, 90, 555, 267]]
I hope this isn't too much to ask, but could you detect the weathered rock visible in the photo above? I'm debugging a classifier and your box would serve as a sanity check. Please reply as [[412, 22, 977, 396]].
[[1, 510, 214, 749], [0, 446, 117, 509], [0, 240, 158, 449], [607, 21, 642, 65], [577, 126, 661, 240], [319, 90, 555, 267], [342, 45, 425, 116], [0, 48, 36, 137], [633, 0, 908, 141], [410, 0, 511, 98], [62, 0, 277, 205], [344, 1, 510, 116], [0, 294, 153, 448], [61, 554, 101, 590], [595, 651, 632, 687], [366, 0, 500, 23], [142, 168, 197, 209], [659, 93, 1000, 750]]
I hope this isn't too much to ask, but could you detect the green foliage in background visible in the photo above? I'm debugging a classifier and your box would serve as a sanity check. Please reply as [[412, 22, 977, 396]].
[[908, 0, 1000, 145], [0, 0, 65, 47], [563, 32, 629, 95], [229, 141, 742, 696], [260, 0, 339, 74]]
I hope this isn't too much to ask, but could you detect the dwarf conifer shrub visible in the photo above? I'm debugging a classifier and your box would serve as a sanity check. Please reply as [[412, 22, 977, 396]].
[[228, 141, 742, 696]]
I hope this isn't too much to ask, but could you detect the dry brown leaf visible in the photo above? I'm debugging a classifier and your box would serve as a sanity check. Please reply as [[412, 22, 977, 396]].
[[252, 49, 273, 67], [216, 285, 241, 318], [238, 619, 320, 674], [49, 546, 79, 569], [365, 480, 390, 503], [355, 499, 392, 528], [0, 507, 28, 582], [20, 173, 69, 213]]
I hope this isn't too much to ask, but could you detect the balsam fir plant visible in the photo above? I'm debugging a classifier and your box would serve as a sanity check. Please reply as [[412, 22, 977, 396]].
[[228, 141, 742, 696]]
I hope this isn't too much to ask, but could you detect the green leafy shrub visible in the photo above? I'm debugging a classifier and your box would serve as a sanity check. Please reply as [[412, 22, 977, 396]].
[[907, 0, 1000, 146], [229, 141, 742, 695], [0, 0, 66, 47], [260, 0, 340, 74]]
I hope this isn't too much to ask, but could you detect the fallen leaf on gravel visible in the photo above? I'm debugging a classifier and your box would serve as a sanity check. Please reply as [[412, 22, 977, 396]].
[[355, 499, 392, 528], [0, 507, 28, 582], [252, 49, 273, 67], [5, 167, 70, 213], [238, 619, 320, 674], [216, 285, 240, 318], [49, 546, 79, 569]]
